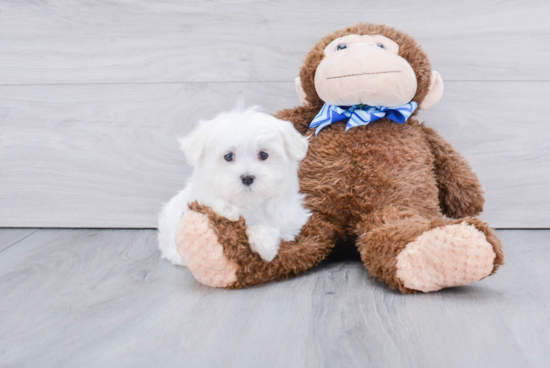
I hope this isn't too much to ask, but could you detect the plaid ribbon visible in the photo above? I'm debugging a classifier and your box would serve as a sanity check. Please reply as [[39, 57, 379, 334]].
[[310, 101, 418, 136]]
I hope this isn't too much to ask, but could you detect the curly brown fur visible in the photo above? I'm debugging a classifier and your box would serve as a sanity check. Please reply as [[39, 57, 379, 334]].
[[184, 23, 503, 292]]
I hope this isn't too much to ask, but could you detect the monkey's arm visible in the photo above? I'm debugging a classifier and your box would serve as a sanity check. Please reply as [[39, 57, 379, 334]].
[[421, 124, 485, 218], [178, 202, 340, 289]]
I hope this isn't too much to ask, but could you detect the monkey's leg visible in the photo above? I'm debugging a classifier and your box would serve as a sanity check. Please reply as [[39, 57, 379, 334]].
[[176, 202, 342, 288], [355, 206, 504, 293]]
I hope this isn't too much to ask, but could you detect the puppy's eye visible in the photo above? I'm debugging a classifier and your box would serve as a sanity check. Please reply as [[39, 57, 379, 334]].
[[376, 43, 385, 49], [258, 151, 268, 160], [224, 153, 234, 162], [336, 43, 347, 51]]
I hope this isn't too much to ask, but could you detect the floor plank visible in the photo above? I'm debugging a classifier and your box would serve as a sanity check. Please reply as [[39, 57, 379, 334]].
[[1, 82, 549, 228], [0, 229, 548, 367], [0, 0, 549, 84], [0, 228, 38, 252]]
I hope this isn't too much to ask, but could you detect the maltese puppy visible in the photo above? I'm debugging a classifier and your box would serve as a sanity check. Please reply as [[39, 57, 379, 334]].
[[158, 106, 310, 264]]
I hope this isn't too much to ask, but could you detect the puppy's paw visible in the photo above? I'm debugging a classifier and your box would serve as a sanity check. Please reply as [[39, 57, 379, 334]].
[[246, 225, 280, 262], [211, 203, 240, 222], [220, 206, 240, 222]]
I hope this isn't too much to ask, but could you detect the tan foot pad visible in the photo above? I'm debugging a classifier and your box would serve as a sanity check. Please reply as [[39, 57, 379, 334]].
[[176, 211, 238, 288], [395, 222, 496, 292]]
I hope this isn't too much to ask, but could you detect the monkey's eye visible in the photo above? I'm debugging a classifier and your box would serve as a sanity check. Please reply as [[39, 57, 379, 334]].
[[376, 43, 385, 49], [336, 43, 347, 51], [258, 151, 269, 160], [224, 153, 234, 162]]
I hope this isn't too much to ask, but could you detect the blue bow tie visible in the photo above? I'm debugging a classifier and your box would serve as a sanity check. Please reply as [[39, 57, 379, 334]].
[[310, 101, 418, 135]]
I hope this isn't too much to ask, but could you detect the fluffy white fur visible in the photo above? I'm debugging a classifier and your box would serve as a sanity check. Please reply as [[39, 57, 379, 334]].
[[158, 107, 310, 264]]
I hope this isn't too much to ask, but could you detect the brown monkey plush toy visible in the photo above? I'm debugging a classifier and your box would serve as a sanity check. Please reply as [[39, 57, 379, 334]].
[[176, 23, 504, 293]]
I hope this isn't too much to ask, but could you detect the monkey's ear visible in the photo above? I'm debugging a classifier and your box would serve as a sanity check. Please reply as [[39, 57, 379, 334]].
[[420, 71, 444, 109], [295, 77, 308, 106]]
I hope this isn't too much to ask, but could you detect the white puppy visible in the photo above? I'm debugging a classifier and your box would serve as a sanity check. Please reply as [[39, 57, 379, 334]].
[[158, 106, 310, 264]]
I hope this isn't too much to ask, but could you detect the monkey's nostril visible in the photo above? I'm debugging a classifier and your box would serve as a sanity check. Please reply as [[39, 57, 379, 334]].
[[241, 175, 255, 186]]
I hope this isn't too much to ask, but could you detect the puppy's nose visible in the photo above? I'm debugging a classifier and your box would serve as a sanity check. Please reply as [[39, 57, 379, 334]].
[[241, 175, 255, 186]]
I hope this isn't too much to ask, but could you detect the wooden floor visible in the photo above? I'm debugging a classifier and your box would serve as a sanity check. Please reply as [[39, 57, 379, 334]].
[[1, 229, 548, 368]]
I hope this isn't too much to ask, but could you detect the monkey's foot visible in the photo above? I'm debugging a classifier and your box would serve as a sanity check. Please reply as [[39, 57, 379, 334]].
[[395, 222, 497, 292], [176, 211, 238, 288]]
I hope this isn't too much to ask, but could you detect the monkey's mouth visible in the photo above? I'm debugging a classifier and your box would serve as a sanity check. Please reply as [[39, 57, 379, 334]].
[[327, 71, 402, 80]]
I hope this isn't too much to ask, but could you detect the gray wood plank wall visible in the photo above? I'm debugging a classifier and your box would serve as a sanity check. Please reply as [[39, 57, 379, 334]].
[[1, 1, 549, 228]]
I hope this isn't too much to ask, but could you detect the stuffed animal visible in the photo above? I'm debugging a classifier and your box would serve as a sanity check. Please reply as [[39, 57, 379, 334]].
[[176, 23, 505, 293]]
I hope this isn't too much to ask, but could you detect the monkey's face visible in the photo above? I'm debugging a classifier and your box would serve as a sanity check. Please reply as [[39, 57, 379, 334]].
[[314, 34, 418, 107]]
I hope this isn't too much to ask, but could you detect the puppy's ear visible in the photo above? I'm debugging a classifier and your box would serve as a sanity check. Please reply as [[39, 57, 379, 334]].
[[178, 122, 210, 166], [278, 120, 309, 161]]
